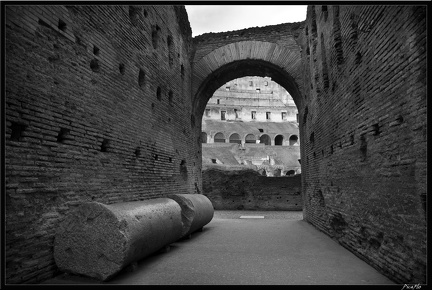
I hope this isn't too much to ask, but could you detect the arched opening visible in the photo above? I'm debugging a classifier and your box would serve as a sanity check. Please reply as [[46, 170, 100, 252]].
[[286, 170, 296, 176], [289, 134, 299, 145], [201, 132, 207, 143], [194, 56, 303, 212], [260, 134, 271, 146], [229, 133, 241, 144], [275, 134, 284, 145], [245, 134, 256, 144], [214, 132, 225, 143]]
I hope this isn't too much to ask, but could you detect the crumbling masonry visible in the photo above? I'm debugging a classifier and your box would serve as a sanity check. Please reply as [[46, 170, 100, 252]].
[[5, 5, 426, 284]]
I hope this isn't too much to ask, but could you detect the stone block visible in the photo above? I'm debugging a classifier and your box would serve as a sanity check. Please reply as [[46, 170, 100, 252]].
[[54, 199, 183, 281]]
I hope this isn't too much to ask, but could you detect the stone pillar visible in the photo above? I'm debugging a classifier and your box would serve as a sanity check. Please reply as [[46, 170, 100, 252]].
[[168, 194, 214, 238], [54, 199, 183, 281]]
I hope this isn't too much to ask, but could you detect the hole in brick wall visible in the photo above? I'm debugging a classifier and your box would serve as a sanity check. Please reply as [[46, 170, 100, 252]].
[[330, 145, 334, 154], [100, 139, 110, 152], [10, 122, 27, 141], [38, 19, 51, 28], [168, 90, 173, 105], [134, 147, 141, 157], [156, 87, 161, 100], [360, 134, 367, 161], [58, 19, 67, 31], [153, 154, 158, 160], [90, 59, 100, 72], [119, 63, 125, 75], [138, 69, 145, 87], [167, 35, 174, 67], [316, 189, 325, 206], [322, 5, 328, 22], [144, 9, 148, 17], [420, 193, 426, 216], [151, 103, 155, 110], [372, 123, 381, 135], [152, 25, 161, 49], [57, 128, 70, 143], [181, 64, 185, 79], [93, 45, 100, 56], [305, 25, 308, 36], [169, 157, 172, 163], [321, 33, 329, 89], [258, 129, 263, 133], [396, 115, 404, 124], [330, 213, 347, 233], [350, 134, 354, 145], [311, 5, 317, 37], [355, 51, 362, 65], [180, 159, 188, 180], [313, 152, 316, 158], [129, 6, 140, 26], [322, 149, 324, 156], [306, 45, 310, 55], [191, 114, 196, 128], [369, 238, 382, 250], [310, 132, 315, 144]]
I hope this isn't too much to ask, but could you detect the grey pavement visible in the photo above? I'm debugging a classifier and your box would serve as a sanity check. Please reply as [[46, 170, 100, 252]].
[[42, 210, 395, 285]]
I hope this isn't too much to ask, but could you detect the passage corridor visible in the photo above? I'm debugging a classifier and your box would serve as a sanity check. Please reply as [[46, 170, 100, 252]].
[[43, 211, 395, 285]]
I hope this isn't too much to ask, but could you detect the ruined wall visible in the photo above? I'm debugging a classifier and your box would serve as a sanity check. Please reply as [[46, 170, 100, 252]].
[[300, 5, 427, 283], [202, 167, 302, 211], [5, 5, 196, 283]]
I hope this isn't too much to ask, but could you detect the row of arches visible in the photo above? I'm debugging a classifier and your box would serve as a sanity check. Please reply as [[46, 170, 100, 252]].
[[202, 132, 299, 146]]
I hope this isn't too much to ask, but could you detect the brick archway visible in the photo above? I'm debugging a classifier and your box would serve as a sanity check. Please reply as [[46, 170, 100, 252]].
[[191, 40, 305, 118]]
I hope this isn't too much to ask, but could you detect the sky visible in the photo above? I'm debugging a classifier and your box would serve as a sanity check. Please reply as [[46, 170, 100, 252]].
[[185, 5, 308, 37]]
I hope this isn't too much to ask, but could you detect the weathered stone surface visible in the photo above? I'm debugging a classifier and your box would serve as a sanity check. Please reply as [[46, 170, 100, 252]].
[[202, 167, 302, 210], [168, 194, 214, 237], [54, 199, 183, 281]]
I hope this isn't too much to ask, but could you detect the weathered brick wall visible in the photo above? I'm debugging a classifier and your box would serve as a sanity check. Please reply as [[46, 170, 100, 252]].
[[5, 5, 197, 283], [300, 5, 426, 283], [202, 167, 302, 210], [191, 22, 306, 120]]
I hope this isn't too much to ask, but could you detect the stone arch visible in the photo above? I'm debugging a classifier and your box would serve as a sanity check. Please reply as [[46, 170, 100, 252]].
[[214, 132, 225, 143], [275, 134, 284, 145], [229, 133, 241, 144], [192, 41, 304, 118], [260, 134, 271, 146], [245, 133, 257, 144], [201, 132, 207, 143], [289, 134, 299, 146]]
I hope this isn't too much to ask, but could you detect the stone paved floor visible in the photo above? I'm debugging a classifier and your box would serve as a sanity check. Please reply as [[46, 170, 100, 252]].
[[42, 210, 395, 285]]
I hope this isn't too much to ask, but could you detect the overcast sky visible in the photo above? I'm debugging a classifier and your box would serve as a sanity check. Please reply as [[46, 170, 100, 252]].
[[185, 5, 308, 37]]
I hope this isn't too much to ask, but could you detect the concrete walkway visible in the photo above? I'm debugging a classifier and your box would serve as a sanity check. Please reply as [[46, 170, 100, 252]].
[[43, 211, 395, 285]]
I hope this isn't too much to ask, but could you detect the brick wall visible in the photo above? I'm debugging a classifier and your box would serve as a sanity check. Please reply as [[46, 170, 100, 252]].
[[300, 5, 426, 283], [4, 4, 427, 285], [5, 5, 197, 283], [202, 167, 302, 210]]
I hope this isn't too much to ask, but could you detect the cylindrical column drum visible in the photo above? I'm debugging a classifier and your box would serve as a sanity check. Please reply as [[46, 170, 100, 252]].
[[54, 199, 183, 281], [168, 194, 214, 237]]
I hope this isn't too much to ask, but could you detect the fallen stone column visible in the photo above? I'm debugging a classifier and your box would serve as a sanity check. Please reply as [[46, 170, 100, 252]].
[[54, 199, 183, 281], [168, 194, 214, 238]]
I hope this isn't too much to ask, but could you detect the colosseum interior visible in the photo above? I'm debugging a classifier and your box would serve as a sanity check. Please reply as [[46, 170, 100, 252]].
[[4, 4, 427, 285]]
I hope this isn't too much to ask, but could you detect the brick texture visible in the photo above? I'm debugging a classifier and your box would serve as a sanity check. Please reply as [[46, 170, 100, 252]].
[[202, 168, 302, 210], [299, 5, 427, 284], [5, 5, 196, 284], [5, 4, 427, 285]]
